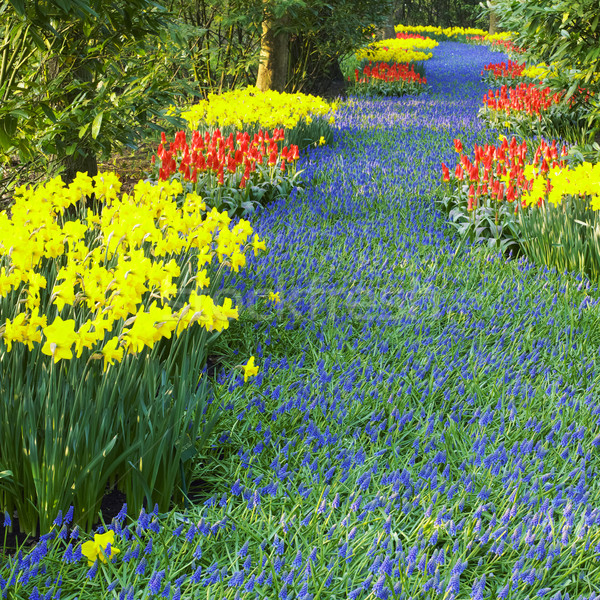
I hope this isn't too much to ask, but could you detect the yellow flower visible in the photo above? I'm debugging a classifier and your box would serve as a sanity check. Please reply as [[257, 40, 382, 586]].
[[3, 313, 28, 351], [101, 337, 124, 372], [41, 317, 78, 362], [187, 291, 216, 331], [52, 280, 77, 312], [81, 530, 120, 566], [122, 308, 160, 353], [74, 320, 100, 358], [268, 291, 281, 305], [93, 172, 121, 203], [243, 356, 259, 382], [253, 234, 266, 257]]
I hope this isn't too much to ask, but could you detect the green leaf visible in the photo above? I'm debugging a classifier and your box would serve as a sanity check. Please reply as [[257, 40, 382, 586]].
[[91, 111, 103, 139], [8, 0, 25, 15], [78, 122, 90, 139], [39, 103, 56, 123]]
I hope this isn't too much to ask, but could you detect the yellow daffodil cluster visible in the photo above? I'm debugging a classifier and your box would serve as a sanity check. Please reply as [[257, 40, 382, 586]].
[[522, 62, 553, 80], [357, 38, 434, 63], [522, 162, 600, 208], [394, 25, 489, 37], [0, 172, 267, 368], [486, 32, 515, 42], [181, 86, 337, 131]]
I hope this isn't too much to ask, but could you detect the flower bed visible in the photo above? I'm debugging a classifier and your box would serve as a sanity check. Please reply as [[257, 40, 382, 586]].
[[5, 34, 600, 600], [152, 128, 301, 217], [0, 173, 265, 534], [356, 37, 436, 63], [180, 86, 336, 150], [349, 61, 427, 96]]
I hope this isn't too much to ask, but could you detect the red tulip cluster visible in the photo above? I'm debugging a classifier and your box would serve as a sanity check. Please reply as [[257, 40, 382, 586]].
[[154, 128, 300, 188], [482, 61, 526, 80], [442, 136, 567, 210], [354, 62, 427, 85], [395, 32, 427, 40], [468, 35, 525, 54], [483, 83, 563, 118]]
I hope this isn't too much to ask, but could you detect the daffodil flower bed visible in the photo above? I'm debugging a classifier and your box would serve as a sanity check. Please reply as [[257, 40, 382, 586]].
[[356, 38, 435, 64], [0, 172, 266, 534], [394, 24, 490, 42], [152, 128, 302, 218], [180, 86, 337, 150]]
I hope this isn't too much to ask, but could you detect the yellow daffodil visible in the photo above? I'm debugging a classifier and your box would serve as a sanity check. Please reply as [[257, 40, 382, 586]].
[[3, 313, 28, 351], [242, 356, 259, 382], [81, 530, 120, 566], [253, 234, 266, 257], [101, 337, 124, 372], [41, 317, 78, 362]]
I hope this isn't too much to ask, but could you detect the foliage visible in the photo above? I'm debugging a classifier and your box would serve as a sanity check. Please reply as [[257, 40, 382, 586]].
[[392, 0, 487, 29], [166, 0, 261, 97], [490, 0, 600, 149], [518, 197, 600, 281], [152, 128, 303, 218], [0, 173, 265, 534], [276, 0, 396, 92], [0, 0, 188, 199]]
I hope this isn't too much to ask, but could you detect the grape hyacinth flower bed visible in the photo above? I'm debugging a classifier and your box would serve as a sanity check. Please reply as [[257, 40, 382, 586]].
[[4, 41, 600, 600]]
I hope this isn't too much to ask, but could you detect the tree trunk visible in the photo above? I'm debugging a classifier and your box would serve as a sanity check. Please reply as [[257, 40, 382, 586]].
[[256, 12, 289, 92], [47, 35, 98, 185], [489, 3, 499, 34], [61, 150, 98, 185]]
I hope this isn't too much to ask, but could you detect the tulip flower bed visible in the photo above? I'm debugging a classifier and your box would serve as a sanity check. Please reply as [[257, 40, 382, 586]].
[[438, 135, 568, 253], [467, 33, 525, 55], [482, 83, 563, 118], [350, 61, 427, 97], [480, 82, 591, 144], [153, 128, 301, 217], [482, 60, 527, 84], [6, 39, 600, 600]]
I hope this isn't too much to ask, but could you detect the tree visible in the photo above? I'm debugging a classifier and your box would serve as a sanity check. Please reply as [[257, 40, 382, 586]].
[[252, 0, 394, 94], [255, 1, 290, 92], [0, 0, 177, 183]]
